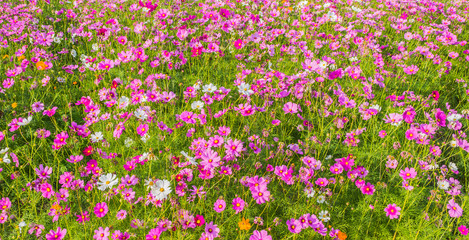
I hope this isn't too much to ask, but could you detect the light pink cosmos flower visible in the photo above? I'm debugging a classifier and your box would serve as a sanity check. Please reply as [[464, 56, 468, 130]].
[[384, 204, 401, 219], [93, 227, 110, 240], [283, 102, 300, 114], [403, 65, 419, 75], [383, 113, 403, 125], [447, 199, 463, 218], [250, 230, 272, 240]]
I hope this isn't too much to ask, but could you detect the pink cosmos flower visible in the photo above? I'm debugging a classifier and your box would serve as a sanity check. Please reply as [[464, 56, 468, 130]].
[[283, 102, 300, 114], [361, 182, 375, 195], [399, 167, 417, 180], [429, 145, 441, 156], [431, 91, 440, 101], [45, 227, 67, 240], [252, 185, 271, 204], [180, 111, 197, 124], [43, 107, 58, 117], [379, 130, 387, 138], [447, 199, 463, 218], [93, 227, 110, 240], [136, 123, 148, 136], [403, 65, 419, 75], [383, 113, 403, 125], [204, 221, 220, 239], [76, 211, 90, 224], [213, 199, 226, 213], [315, 178, 328, 187], [224, 139, 244, 157], [232, 197, 245, 214], [217, 126, 230, 136], [330, 163, 343, 174], [250, 230, 272, 240], [40, 182, 55, 198], [384, 204, 401, 219], [117, 36, 127, 45], [405, 128, 419, 140], [234, 39, 243, 49], [286, 218, 302, 233], [146, 228, 162, 240], [32, 102, 45, 112], [94, 202, 108, 218]]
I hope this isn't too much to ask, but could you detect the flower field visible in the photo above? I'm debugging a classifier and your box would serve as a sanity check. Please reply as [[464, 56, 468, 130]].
[[1, 0, 469, 239]]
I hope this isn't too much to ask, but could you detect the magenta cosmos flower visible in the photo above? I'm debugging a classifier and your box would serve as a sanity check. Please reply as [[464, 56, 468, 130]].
[[94, 202, 109, 218], [250, 230, 272, 240], [46, 227, 67, 240], [213, 199, 226, 213], [232, 197, 245, 214], [384, 204, 401, 219], [234, 39, 243, 49], [136, 123, 148, 136], [459, 225, 468, 235], [447, 199, 463, 218], [315, 178, 328, 187]]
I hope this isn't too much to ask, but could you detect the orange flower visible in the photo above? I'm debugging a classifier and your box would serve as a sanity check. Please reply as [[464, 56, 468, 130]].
[[17, 55, 25, 61], [238, 217, 251, 230], [338, 231, 347, 240], [36, 61, 47, 70]]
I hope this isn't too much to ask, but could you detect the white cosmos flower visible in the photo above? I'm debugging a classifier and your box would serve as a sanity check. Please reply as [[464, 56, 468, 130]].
[[193, 82, 201, 91], [141, 133, 150, 143], [352, 6, 362, 12], [90, 132, 104, 143], [305, 187, 315, 198], [18, 116, 32, 126], [181, 151, 197, 166], [1, 153, 10, 164], [124, 138, 134, 147], [71, 49, 77, 58], [202, 83, 217, 93], [145, 178, 156, 189], [97, 173, 118, 191], [317, 195, 326, 204], [139, 152, 150, 162], [134, 109, 148, 120], [18, 221, 26, 233], [92, 43, 99, 51], [447, 114, 462, 122], [437, 180, 449, 190], [151, 179, 172, 200], [318, 210, 330, 222], [118, 96, 130, 109], [191, 101, 204, 110], [369, 104, 382, 112], [238, 83, 254, 96], [0, 148, 9, 155], [318, 61, 328, 69], [449, 162, 458, 171]]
